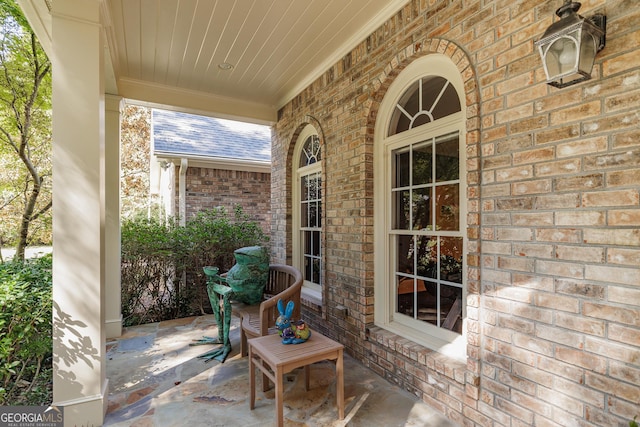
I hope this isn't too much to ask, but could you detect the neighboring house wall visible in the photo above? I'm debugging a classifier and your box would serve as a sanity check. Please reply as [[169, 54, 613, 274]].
[[152, 109, 272, 233], [272, 1, 639, 427], [179, 166, 271, 234]]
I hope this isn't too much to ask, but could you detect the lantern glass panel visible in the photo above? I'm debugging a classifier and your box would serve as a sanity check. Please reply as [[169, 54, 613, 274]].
[[578, 31, 598, 75], [545, 36, 579, 78]]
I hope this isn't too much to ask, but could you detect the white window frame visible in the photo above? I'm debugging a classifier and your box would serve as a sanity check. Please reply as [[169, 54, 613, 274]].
[[293, 124, 323, 304], [374, 54, 467, 361]]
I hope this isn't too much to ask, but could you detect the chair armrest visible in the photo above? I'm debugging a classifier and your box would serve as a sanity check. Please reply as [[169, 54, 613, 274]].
[[258, 279, 302, 336]]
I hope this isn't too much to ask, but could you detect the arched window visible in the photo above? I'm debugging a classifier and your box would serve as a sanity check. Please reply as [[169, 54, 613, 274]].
[[374, 54, 467, 359], [293, 125, 323, 302]]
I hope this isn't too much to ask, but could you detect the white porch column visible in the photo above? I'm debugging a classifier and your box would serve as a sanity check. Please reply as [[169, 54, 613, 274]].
[[105, 95, 123, 339], [51, 1, 107, 424]]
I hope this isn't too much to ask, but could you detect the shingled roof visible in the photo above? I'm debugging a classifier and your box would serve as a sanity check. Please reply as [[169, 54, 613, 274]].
[[152, 109, 271, 163]]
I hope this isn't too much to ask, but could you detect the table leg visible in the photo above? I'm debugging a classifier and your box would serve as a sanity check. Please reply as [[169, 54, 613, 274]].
[[262, 359, 271, 392], [304, 365, 310, 391], [275, 366, 284, 427], [249, 348, 255, 410], [336, 349, 344, 420]]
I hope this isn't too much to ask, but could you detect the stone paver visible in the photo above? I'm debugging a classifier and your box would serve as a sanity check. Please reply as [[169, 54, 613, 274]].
[[105, 315, 460, 427]]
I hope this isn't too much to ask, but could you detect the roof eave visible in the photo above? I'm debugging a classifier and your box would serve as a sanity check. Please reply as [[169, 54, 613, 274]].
[[154, 152, 271, 174]]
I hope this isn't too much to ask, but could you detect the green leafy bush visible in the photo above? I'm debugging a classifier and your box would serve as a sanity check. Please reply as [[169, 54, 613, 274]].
[[0, 255, 53, 405], [121, 206, 268, 326]]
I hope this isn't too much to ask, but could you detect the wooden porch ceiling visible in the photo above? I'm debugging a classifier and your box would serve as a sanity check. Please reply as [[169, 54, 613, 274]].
[[20, 0, 409, 124]]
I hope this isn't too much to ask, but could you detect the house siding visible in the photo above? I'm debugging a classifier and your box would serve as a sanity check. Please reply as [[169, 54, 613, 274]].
[[271, 1, 640, 426], [179, 166, 271, 234]]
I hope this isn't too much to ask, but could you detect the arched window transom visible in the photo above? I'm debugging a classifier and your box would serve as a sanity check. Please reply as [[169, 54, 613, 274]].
[[388, 76, 461, 136]]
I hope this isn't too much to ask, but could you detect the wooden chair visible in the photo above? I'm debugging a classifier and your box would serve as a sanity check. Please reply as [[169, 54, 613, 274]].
[[235, 264, 303, 356]]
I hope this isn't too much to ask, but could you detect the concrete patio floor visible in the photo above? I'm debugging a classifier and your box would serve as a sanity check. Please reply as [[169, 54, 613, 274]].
[[104, 314, 461, 427]]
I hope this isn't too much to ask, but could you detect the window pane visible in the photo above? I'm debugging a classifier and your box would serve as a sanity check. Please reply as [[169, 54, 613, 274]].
[[302, 231, 313, 256], [312, 230, 321, 256], [435, 184, 459, 231], [303, 233, 321, 286], [402, 83, 420, 117], [432, 83, 461, 120], [393, 190, 410, 230], [440, 237, 463, 284], [311, 258, 321, 284], [421, 76, 447, 113], [416, 281, 438, 326], [309, 202, 317, 228], [440, 284, 463, 333], [394, 149, 410, 188], [304, 255, 312, 283], [412, 187, 431, 230], [301, 201, 308, 227], [308, 175, 318, 199], [416, 236, 437, 279], [396, 234, 413, 274], [435, 133, 459, 182], [301, 176, 309, 200], [397, 275, 415, 317], [413, 143, 432, 185]]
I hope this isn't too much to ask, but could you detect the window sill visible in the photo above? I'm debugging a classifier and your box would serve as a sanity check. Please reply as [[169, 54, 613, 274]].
[[301, 286, 322, 313]]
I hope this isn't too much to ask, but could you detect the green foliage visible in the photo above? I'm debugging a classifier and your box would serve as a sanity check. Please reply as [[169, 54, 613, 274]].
[[0, 0, 53, 254], [0, 254, 52, 405], [121, 206, 268, 326], [120, 105, 151, 219], [630, 415, 638, 427]]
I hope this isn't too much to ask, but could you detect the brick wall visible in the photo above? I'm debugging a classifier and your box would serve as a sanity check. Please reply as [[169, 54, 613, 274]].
[[180, 166, 271, 234], [272, 1, 639, 426]]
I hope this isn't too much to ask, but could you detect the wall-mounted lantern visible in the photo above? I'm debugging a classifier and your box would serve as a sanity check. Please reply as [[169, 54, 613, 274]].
[[535, 0, 606, 88]]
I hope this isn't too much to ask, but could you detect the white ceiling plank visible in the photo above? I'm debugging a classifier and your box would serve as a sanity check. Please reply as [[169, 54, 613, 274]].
[[177, 0, 219, 88], [138, 0, 158, 81], [120, 0, 142, 79], [150, 0, 180, 86], [191, 0, 238, 90], [164, 0, 199, 87]]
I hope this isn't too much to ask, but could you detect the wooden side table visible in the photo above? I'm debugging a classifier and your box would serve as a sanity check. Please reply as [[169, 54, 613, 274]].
[[248, 333, 345, 427]]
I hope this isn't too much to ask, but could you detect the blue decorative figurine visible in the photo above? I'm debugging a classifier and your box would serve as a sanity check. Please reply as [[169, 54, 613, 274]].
[[276, 299, 311, 344]]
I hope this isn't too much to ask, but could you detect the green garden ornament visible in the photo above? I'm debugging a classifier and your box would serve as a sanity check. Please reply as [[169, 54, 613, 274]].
[[192, 246, 269, 362], [226, 246, 269, 305]]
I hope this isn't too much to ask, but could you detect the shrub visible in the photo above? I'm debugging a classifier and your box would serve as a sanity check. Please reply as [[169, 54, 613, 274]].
[[121, 206, 268, 326], [0, 255, 53, 405]]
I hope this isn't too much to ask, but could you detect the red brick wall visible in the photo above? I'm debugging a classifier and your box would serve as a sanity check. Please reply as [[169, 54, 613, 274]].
[[271, 1, 639, 426], [180, 166, 271, 234]]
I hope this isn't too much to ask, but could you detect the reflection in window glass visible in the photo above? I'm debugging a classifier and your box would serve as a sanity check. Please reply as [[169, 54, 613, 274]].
[[391, 131, 462, 334], [412, 188, 431, 230], [299, 158, 322, 289], [413, 143, 432, 185], [435, 133, 459, 182], [435, 184, 459, 232]]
